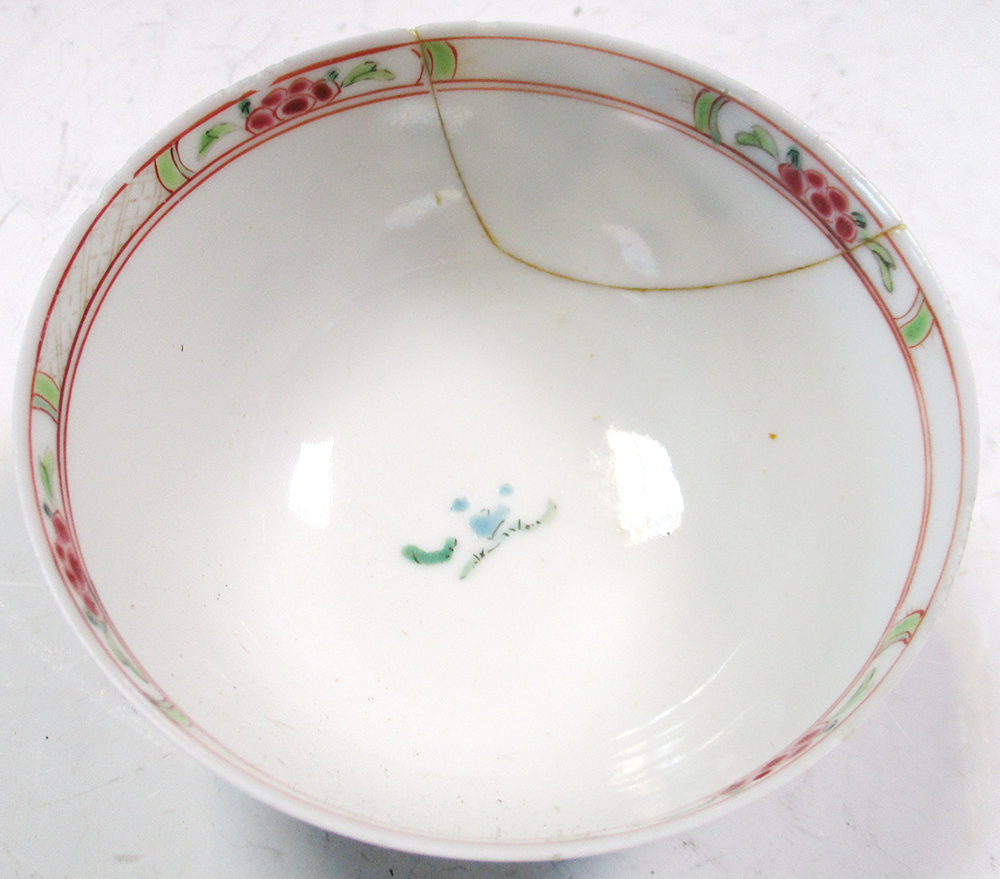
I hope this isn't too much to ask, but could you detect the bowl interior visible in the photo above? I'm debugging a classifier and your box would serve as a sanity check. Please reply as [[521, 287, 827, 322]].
[[22, 26, 973, 857]]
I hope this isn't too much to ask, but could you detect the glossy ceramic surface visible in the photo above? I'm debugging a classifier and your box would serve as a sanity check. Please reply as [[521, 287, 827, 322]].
[[15, 22, 977, 860]]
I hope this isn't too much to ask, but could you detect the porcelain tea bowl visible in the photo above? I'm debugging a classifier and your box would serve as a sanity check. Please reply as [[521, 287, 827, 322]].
[[15, 22, 977, 861]]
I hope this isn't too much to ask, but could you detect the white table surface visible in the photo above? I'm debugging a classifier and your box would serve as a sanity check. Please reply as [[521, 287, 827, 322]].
[[1, 1, 997, 876]]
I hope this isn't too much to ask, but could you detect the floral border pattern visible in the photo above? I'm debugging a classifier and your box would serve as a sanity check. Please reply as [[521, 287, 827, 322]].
[[28, 39, 426, 734], [695, 89, 898, 293]]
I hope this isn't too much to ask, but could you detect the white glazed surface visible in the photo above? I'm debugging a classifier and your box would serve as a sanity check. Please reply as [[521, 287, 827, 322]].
[[17, 23, 975, 857], [0, 5, 992, 872]]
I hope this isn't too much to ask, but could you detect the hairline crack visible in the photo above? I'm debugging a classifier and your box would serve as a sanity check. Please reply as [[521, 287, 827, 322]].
[[414, 29, 906, 293]]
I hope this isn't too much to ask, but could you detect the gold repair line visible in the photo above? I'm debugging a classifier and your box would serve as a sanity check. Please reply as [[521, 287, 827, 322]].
[[417, 32, 906, 293]]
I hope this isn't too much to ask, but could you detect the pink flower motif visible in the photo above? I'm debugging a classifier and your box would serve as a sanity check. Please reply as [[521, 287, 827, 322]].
[[287, 77, 313, 95], [243, 75, 342, 134], [311, 80, 339, 103], [50, 511, 101, 618], [828, 188, 849, 213], [777, 155, 859, 245], [835, 214, 858, 242], [778, 163, 805, 197], [809, 189, 834, 218], [804, 168, 827, 191], [275, 93, 316, 119], [260, 88, 287, 108], [246, 107, 278, 133]]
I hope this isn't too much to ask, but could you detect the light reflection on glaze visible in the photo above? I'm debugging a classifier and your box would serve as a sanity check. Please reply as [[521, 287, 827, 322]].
[[385, 187, 462, 229], [601, 224, 659, 277], [288, 439, 335, 528], [607, 428, 684, 542]]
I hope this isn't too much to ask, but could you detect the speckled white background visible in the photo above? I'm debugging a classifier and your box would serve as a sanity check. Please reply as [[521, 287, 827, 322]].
[[1, 1, 998, 876]]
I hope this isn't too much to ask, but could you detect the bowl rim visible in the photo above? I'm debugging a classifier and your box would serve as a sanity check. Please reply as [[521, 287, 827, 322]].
[[12, 19, 980, 861]]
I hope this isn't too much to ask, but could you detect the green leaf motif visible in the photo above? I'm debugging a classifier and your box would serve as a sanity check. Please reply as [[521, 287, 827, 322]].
[[151, 696, 193, 727], [865, 238, 897, 292], [422, 40, 458, 81], [402, 537, 457, 565], [38, 449, 55, 504], [841, 667, 876, 715], [109, 640, 149, 683], [342, 60, 396, 88], [31, 371, 60, 420], [198, 122, 238, 157], [693, 89, 732, 143], [694, 89, 717, 136], [865, 239, 896, 266], [901, 303, 934, 346], [881, 609, 924, 650], [877, 261, 893, 292], [706, 94, 728, 144], [734, 125, 779, 159], [154, 148, 187, 192]]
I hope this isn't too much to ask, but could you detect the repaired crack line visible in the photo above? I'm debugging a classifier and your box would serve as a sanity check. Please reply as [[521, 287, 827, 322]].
[[415, 30, 905, 293]]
